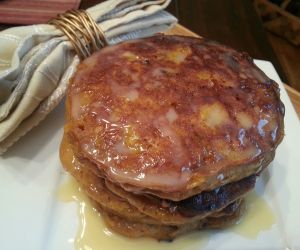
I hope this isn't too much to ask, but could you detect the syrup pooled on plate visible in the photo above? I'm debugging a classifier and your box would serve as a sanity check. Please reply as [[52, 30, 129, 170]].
[[231, 191, 276, 239], [58, 177, 276, 250], [58, 177, 210, 250]]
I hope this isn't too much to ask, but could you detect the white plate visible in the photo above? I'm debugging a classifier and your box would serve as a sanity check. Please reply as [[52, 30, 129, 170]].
[[0, 60, 299, 250]]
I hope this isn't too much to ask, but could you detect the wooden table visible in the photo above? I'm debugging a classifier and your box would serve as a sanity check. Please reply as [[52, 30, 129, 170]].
[[81, 0, 286, 81], [165, 0, 288, 83], [166, 24, 300, 119]]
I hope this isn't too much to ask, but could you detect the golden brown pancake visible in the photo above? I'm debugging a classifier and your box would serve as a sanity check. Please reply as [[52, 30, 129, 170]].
[[60, 132, 246, 240], [60, 34, 284, 239], [98, 199, 245, 240], [65, 35, 284, 200], [60, 133, 246, 226]]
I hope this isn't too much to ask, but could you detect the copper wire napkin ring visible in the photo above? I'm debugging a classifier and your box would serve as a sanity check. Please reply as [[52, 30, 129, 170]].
[[49, 9, 108, 60]]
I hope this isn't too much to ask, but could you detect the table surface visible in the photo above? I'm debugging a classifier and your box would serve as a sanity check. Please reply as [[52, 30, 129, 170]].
[[165, 0, 288, 82]]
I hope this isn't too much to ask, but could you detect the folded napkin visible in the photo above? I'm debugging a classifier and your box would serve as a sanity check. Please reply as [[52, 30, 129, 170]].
[[0, 0, 177, 154]]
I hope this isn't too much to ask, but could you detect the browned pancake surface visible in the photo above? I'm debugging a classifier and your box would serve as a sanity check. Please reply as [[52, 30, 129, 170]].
[[66, 35, 284, 198], [99, 199, 245, 240], [60, 134, 249, 225]]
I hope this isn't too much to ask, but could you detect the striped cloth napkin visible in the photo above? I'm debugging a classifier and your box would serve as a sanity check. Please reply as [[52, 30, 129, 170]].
[[0, 0, 81, 24]]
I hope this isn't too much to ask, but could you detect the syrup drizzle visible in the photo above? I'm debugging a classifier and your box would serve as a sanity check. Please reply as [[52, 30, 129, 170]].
[[58, 177, 276, 250]]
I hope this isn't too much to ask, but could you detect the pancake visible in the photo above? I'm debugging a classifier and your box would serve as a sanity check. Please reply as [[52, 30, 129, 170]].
[[60, 34, 285, 239], [98, 199, 245, 240], [104, 174, 254, 223], [65, 35, 284, 201], [60, 133, 246, 241], [61, 133, 247, 226]]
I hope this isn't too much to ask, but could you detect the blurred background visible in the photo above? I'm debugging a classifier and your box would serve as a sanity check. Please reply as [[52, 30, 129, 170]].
[[0, 0, 300, 91], [165, 0, 300, 91]]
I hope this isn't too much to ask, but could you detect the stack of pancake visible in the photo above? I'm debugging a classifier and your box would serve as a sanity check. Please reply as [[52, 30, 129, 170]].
[[60, 35, 284, 240]]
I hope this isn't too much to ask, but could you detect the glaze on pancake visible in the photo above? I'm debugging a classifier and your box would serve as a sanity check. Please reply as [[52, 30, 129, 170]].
[[60, 132, 246, 240], [66, 35, 284, 200], [60, 133, 247, 226]]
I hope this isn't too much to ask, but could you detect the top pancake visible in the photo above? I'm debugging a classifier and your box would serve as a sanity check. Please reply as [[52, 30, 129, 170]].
[[65, 35, 284, 200]]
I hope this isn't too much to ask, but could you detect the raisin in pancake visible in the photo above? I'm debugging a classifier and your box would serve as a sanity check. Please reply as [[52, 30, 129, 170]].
[[65, 35, 284, 201]]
